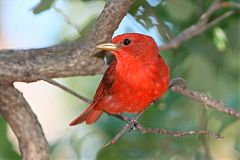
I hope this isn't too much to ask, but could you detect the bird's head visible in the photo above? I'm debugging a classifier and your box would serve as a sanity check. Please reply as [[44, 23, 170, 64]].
[[96, 33, 159, 60]]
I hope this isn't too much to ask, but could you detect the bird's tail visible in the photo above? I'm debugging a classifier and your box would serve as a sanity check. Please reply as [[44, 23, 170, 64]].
[[69, 103, 103, 125]]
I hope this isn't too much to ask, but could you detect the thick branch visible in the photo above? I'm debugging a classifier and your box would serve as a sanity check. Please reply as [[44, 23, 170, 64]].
[[0, 0, 134, 84], [0, 1, 238, 84], [0, 85, 49, 160], [0, 0, 135, 159], [0, 0, 238, 153]]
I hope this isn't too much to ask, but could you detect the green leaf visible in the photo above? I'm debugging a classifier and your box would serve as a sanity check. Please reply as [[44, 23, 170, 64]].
[[213, 27, 228, 52], [164, 0, 197, 22], [32, 0, 56, 14]]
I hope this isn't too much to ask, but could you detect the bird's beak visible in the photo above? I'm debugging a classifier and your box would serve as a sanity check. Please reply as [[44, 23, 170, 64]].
[[96, 43, 118, 51]]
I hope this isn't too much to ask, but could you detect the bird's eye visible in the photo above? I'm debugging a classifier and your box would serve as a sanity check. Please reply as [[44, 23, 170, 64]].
[[123, 39, 131, 46]]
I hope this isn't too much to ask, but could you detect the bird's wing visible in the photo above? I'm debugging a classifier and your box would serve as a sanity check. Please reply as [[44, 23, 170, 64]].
[[93, 59, 117, 102]]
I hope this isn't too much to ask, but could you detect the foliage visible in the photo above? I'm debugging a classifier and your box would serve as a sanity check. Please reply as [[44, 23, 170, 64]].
[[97, 0, 240, 159], [0, 117, 20, 160], [0, 0, 239, 159]]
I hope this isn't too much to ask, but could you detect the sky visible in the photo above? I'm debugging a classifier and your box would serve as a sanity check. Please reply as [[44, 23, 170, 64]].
[[0, 0, 163, 49]]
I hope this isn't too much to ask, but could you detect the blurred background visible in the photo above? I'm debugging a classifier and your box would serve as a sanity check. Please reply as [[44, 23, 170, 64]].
[[0, 0, 239, 159]]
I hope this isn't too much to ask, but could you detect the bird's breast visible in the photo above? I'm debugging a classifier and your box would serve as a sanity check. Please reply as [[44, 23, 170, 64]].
[[98, 58, 169, 114], [116, 58, 169, 91]]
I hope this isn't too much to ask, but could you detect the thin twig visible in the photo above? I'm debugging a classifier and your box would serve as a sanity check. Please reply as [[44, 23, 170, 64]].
[[44, 79, 92, 104], [103, 113, 223, 147], [103, 122, 132, 147], [170, 78, 240, 119], [45, 77, 239, 120], [103, 112, 143, 147], [0, 1, 135, 159], [159, 1, 240, 51], [109, 114, 131, 122], [199, 1, 235, 23], [135, 123, 223, 139], [44, 76, 237, 146], [206, 10, 235, 29], [44, 76, 237, 147], [18, 0, 238, 149], [103, 75, 239, 146]]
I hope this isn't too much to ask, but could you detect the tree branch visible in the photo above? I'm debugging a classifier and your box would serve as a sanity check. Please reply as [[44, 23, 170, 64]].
[[0, 0, 135, 159], [159, 1, 240, 51], [0, 0, 134, 84], [44, 79, 92, 104], [48, 77, 240, 120], [170, 78, 240, 119], [0, 0, 238, 155], [0, 85, 49, 160], [103, 111, 223, 147], [45, 78, 237, 147], [135, 123, 222, 139], [102, 76, 239, 146], [0, 1, 238, 84]]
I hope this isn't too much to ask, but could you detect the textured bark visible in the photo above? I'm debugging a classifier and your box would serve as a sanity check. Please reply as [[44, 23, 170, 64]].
[[0, 85, 49, 160], [0, 0, 134, 84], [0, 0, 135, 159], [0, 0, 239, 158]]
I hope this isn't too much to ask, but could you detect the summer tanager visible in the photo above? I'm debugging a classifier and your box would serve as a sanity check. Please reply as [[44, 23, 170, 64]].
[[70, 33, 170, 125]]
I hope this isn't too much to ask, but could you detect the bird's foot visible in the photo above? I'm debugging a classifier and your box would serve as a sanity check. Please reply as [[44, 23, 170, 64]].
[[128, 118, 138, 131], [110, 113, 141, 131]]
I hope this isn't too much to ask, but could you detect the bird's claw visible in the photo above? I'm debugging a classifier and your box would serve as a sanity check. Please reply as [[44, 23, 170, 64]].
[[128, 118, 138, 132]]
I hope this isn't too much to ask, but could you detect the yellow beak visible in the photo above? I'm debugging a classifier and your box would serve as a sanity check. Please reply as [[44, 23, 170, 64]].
[[96, 43, 118, 51]]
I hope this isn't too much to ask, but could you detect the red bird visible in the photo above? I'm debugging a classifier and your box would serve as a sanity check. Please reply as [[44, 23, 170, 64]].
[[70, 33, 170, 125]]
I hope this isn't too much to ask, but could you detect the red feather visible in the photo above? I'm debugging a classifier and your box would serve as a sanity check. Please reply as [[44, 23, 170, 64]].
[[69, 60, 116, 125], [70, 33, 170, 125]]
